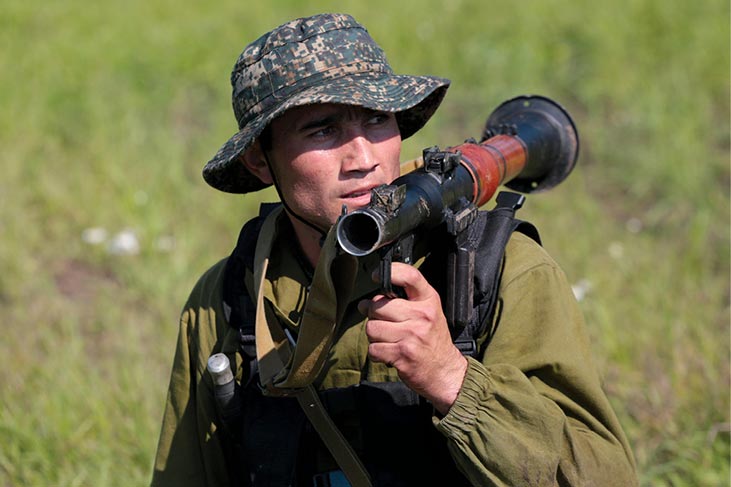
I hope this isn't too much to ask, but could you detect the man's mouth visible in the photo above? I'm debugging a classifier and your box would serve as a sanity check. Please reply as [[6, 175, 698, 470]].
[[340, 186, 379, 213], [344, 190, 371, 198], [342, 186, 378, 200]]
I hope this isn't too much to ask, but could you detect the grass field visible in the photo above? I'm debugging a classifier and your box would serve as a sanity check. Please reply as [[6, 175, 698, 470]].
[[1, 0, 729, 485]]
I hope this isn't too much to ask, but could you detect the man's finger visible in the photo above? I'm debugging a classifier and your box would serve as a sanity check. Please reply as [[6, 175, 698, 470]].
[[386, 262, 434, 301], [365, 318, 409, 343]]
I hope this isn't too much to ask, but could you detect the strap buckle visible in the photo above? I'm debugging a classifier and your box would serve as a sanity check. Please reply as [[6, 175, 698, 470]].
[[454, 338, 477, 357]]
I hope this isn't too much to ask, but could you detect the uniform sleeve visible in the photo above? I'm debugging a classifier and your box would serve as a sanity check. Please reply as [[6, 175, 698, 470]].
[[433, 234, 638, 486], [151, 261, 233, 487]]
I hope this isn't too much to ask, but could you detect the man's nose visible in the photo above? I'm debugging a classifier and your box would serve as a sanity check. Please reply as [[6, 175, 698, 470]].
[[341, 132, 378, 173]]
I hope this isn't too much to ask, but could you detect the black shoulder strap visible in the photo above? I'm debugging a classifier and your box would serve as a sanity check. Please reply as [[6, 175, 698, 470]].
[[453, 191, 541, 357], [222, 203, 281, 383]]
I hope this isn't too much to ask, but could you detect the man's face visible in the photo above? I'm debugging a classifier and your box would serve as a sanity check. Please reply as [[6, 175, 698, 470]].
[[265, 103, 402, 231]]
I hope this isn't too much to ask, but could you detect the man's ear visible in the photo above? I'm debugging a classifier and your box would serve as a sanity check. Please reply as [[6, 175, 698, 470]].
[[240, 140, 274, 185]]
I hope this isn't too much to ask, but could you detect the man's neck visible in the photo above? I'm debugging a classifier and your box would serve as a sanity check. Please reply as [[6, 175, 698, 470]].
[[287, 214, 325, 269]]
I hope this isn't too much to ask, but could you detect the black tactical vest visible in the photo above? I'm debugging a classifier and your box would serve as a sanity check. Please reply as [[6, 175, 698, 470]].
[[219, 194, 540, 486]]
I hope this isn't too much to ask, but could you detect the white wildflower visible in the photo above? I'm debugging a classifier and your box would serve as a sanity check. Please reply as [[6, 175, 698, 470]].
[[81, 227, 108, 245], [108, 229, 140, 255], [608, 242, 624, 260], [571, 278, 593, 302]]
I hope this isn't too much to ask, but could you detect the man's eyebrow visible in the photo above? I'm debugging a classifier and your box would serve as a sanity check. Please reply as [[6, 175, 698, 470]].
[[298, 114, 339, 132]]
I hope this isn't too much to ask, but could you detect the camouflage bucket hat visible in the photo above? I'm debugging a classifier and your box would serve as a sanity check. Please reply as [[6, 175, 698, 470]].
[[203, 13, 450, 193]]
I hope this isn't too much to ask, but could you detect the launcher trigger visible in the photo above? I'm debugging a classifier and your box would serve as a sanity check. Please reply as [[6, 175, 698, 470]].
[[379, 234, 414, 299]]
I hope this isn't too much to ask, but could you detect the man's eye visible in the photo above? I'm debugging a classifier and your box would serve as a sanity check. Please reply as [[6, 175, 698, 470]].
[[367, 113, 390, 125], [309, 126, 334, 138]]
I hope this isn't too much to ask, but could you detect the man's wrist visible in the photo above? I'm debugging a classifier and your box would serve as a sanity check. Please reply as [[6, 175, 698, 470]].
[[431, 352, 469, 416]]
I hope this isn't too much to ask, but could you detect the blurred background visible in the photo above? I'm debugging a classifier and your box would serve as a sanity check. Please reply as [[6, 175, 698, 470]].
[[1, 0, 728, 485]]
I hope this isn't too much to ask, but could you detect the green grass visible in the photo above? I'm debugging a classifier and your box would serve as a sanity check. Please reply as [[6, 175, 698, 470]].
[[1, 0, 728, 485]]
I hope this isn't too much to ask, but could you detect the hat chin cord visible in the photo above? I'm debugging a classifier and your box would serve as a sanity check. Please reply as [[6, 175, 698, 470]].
[[262, 150, 330, 243]]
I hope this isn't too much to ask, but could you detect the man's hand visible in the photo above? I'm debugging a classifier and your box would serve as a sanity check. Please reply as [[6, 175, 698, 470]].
[[358, 262, 468, 415]]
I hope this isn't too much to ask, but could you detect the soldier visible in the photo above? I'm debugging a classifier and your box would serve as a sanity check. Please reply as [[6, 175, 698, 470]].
[[152, 13, 638, 487]]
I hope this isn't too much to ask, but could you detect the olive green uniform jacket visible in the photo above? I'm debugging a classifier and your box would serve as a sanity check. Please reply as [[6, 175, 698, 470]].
[[152, 214, 638, 486]]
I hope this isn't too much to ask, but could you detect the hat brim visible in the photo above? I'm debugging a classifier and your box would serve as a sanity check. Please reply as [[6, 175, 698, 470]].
[[202, 72, 450, 194]]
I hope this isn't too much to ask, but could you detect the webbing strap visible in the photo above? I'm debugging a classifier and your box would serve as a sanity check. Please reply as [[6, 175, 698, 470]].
[[452, 192, 540, 353], [296, 385, 373, 487], [254, 213, 359, 392], [253, 207, 294, 387], [473, 192, 538, 332], [278, 228, 358, 389], [251, 211, 370, 484]]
